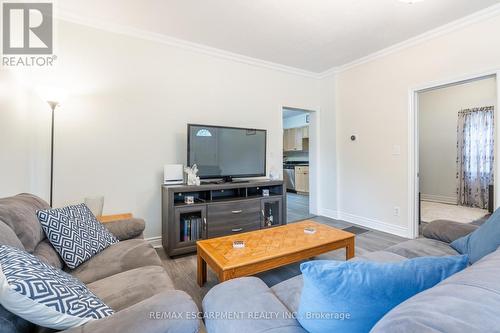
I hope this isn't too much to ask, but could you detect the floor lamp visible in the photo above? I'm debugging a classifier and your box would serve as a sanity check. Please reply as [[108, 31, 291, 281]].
[[47, 100, 59, 207]]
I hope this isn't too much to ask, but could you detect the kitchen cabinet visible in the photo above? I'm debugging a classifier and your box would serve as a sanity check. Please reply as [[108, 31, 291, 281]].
[[283, 128, 297, 151], [283, 126, 309, 152], [295, 166, 309, 193], [293, 128, 303, 151], [302, 126, 309, 139]]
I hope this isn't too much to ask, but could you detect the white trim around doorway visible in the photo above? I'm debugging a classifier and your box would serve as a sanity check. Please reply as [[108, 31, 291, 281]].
[[408, 69, 500, 239], [281, 106, 319, 217]]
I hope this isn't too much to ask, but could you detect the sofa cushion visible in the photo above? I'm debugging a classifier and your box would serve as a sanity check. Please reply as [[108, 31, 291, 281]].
[[37, 204, 119, 269], [423, 220, 478, 243], [271, 275, 303, 314], [297, 256, 468, 333], [33, 238, 64, 269], [385, 238, 458, 258], [203, 277, 307, 333], [68, 239, 162, 284], [371, 248, 500, 333], [451, 208, 500, 264], [354, 250, 407, 263], [103, 218, 145, 241], [0, 221, 24, 250], [87, 266, 174, 311], [61, 291, 200, 333], [0, 193, 49, 253], [0, 245, 114, 330]]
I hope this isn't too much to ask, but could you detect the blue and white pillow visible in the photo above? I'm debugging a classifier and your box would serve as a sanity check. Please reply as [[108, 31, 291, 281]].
[[37, 204, 119, 269], [0, 245, 114, 330]]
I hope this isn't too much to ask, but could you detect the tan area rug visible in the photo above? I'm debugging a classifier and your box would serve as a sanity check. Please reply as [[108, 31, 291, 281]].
[[421, 201, 488, 224]]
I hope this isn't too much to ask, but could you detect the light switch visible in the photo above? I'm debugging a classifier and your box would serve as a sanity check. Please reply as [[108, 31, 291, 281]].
[[392, 145, 401, 156]]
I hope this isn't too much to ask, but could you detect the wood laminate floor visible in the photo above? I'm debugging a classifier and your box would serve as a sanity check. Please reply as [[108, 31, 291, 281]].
[[157, 215, 407, 310], [287, 192, 315, 222]]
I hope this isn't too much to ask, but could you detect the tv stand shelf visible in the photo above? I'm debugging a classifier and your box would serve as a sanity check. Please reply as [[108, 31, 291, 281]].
[[162, 179, 286, 256]]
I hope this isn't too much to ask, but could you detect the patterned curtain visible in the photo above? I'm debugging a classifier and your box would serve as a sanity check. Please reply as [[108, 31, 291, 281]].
[[456, 106, 494, 209]]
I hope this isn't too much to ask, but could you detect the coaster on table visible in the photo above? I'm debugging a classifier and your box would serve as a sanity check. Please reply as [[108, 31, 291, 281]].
[[304, 227, 316, 234], [233, 240, 245, 249]]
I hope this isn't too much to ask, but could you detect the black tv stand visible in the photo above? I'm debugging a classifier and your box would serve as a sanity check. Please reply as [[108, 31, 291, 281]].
[[161, 179, 286, 256]]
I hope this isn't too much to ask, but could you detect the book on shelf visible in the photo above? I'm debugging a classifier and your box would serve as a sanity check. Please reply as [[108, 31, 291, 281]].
[[183, 219, 188, 242], [181, 216, 203, 242]]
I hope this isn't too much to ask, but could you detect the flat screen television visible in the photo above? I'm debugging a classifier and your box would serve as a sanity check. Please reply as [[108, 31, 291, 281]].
[[187, 124, 266, 180]]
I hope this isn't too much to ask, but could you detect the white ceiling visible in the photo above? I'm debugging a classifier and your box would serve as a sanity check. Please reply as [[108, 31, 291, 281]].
[[283, 108, 309, 119], [57, 0, 500, 73]]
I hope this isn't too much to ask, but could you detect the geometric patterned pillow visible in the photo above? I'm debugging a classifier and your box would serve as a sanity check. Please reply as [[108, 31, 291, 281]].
[[0, 245, 114, 330], [36, 204, 119, 269]]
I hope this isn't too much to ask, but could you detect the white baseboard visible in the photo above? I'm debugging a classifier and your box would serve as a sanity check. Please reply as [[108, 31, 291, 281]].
[[319, 208, 340, 220], [421, 194, 457, 205], [147, 208, 410, 248], [320, 208, 410, 238], [145, 236, 163, 248]]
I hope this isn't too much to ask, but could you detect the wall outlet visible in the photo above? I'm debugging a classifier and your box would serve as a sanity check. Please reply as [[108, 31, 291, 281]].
[[393, 206, 400, 217], [392, 145, 401, 156]]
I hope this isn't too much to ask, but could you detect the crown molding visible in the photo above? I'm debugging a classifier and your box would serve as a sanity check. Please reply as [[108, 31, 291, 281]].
[[56, 3, 500, 81], [320, 3, 500, 76], [55, 10, 321, 79], [317, 67, 338, 79]]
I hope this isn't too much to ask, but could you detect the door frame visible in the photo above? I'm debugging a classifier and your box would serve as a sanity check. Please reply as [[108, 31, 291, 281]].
[[408, 69, 500, 239], [281, 106, 319, 216]]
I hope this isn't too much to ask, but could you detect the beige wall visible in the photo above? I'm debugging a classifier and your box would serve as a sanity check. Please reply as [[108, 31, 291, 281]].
[[419, 77, 497, 204], [4, 20, 322, 239], [333, 13, 500, 236]]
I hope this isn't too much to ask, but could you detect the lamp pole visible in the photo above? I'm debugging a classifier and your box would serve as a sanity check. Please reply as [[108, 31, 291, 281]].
[[47, 101, 59, 207]]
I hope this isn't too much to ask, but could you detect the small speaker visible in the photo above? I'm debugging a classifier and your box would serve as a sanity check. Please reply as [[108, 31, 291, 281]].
[[164, 164, 184, 185]]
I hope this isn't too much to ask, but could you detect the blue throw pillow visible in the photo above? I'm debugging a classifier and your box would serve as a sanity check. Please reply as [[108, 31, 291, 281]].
[[297, 255, 468, 333], [451, 208, 500, 264]]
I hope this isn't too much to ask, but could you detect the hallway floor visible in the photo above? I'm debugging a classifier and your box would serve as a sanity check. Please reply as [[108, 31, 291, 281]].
[[287, 192, 315, 222]]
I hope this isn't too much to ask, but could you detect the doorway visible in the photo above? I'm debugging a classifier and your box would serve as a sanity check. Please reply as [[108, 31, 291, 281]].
[[282, 107, 315, 222], [410, 72, 499, 238]]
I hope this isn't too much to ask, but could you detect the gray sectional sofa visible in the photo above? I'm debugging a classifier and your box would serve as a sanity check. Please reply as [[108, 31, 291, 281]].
[[203, 220, 500, 333], [0, 193, 199, 333]]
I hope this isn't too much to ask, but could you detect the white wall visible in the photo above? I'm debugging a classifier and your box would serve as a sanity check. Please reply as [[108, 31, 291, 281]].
[[317, 74, 337, 216], [419, 77, 497, 204], [5, 20, 321, 238], [331, 13, 500, 237], [7, 10, 500, 241], [0, 70, 50, 199]]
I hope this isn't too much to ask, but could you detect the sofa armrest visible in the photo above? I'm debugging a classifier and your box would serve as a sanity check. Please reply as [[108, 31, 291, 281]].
[[60, 290, 199, 333], [423, 220, 478, 243], [103, 218, 146, 240]]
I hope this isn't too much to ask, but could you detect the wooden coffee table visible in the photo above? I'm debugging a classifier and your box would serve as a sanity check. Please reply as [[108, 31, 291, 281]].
[[196, 220, 355, 286]]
